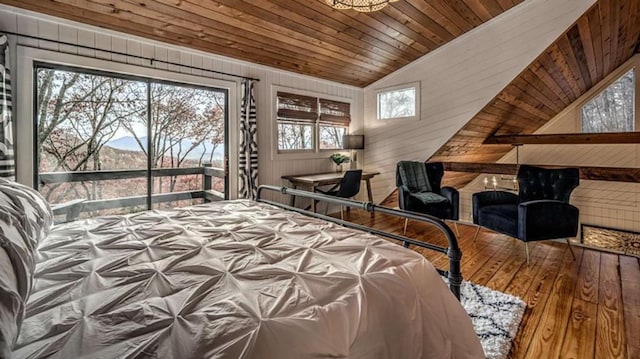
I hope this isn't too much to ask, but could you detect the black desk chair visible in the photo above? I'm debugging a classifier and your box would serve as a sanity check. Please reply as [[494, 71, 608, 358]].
[[473, 164, 580, 264], [317, 169, 362, 220], [396, 161, 459, 235]]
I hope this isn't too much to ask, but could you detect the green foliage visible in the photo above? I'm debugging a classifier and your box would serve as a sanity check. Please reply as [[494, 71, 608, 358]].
[[329, 153, 350, 165]]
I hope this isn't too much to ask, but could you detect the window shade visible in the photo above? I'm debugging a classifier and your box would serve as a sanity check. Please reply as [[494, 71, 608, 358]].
[[277, 92, 318, 124], [319, 99, 351, 126]]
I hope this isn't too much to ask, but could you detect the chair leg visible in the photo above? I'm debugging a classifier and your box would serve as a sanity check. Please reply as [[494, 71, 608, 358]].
[[403, 218, 409, 235], [566, 238, 576, 260], [452, 221, 460, 238], [525, 242, 530, 265], [472, 225, 481, 242], [340, 206, 344, 221]]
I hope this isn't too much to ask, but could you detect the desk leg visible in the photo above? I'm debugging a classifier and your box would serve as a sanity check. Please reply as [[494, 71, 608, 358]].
[[312, 186, 317, 213], [365, 179, 374, 218], [289, 184, 297, 207]]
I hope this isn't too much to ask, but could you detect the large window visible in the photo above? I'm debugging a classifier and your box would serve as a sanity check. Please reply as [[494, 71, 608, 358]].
[[276, 92, 350, 152], [36, 63, 228, 219], [376, 82, 420, 120], [581, 69, 635, 133]]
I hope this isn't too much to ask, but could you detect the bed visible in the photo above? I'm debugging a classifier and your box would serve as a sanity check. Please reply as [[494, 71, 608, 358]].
[[0, 180, 483, 358]]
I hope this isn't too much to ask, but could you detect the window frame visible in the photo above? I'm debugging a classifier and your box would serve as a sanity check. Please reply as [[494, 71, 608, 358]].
[[32, 62, 231, 209], [16, 47, 239, 197], [577, 55, 640, 133], [375, 81, 421, 121], [271, 86, 353, 160]]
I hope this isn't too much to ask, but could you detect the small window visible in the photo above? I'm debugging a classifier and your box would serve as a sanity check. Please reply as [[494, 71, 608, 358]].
[[581, 69, 635, 133], [319, 99, 350, 149], [276, 92, 350, 152], [376, 82, 420, 120]]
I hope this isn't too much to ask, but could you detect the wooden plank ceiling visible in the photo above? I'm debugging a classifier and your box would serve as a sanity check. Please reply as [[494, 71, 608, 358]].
[[430, 0, 640, 188], [0, 0, 523, 87]]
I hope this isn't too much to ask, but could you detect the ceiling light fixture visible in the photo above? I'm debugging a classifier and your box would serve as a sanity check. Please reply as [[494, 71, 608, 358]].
[[325, 0, 399, 12]]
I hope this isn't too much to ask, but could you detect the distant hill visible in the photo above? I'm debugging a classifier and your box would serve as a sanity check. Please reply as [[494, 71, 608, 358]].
[[106, 136, 224, 160]]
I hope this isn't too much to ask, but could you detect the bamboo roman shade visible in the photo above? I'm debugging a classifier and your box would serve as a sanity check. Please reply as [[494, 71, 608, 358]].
[[277, 92, 350, 126], [319, 99, 351, 126], [277, 92, 318, 124]]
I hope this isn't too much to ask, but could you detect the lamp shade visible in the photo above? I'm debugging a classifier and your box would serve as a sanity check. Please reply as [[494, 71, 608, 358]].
[[343, 134, 365, 150]]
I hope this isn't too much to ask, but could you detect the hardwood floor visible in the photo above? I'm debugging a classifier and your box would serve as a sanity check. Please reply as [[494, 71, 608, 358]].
[[342, 210, 640, 359]]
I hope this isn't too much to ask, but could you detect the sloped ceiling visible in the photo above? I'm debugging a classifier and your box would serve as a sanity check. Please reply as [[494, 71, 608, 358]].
[[430, 0, 640, 188], [0, 0, 524, 87]]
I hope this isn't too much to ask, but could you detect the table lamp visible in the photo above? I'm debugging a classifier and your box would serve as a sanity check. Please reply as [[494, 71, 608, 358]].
[[343, 134, 365, 169]]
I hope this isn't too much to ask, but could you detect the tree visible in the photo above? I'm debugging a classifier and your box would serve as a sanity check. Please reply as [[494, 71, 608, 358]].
[[37, 68, 227, 215], [581, 69, 634, 133], [37, 68, 146, 204]]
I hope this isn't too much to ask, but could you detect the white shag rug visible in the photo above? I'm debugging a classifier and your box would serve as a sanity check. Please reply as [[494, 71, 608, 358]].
[[446, 279, 526, 359]]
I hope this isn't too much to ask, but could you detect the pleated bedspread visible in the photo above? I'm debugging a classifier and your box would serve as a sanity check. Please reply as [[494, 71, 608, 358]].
[[13, 200, 483, 358]]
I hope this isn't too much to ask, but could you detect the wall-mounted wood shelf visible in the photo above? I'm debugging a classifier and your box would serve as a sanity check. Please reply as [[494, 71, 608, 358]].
[[441, 162, 640, 183], [483, 132, 640, 145]]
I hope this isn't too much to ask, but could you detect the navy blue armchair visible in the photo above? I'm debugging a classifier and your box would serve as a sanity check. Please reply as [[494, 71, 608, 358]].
[[472, 165, 580, 264], [396, 161, 459, 234]]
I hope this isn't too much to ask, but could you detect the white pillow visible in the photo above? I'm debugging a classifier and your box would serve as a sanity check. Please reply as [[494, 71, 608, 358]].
[[0, 179, 53, 356]]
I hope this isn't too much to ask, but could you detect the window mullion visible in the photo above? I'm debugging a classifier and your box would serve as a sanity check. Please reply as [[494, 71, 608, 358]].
[[146, 81, 152, 210]]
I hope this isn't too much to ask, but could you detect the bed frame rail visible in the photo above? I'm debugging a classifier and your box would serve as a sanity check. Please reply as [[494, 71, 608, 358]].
[[255, 185, 462, 300]]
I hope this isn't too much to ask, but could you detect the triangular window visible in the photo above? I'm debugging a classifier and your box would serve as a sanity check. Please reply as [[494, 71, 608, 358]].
[[581, 69, 635, 133]]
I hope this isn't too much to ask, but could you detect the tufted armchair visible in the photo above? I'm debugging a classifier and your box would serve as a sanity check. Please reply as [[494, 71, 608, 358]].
[[472, 164, 580, 264], [396, 161, 459, 234]]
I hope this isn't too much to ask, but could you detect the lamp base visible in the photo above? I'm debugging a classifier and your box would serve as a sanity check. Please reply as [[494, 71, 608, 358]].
[[350, 150, 358, 169]]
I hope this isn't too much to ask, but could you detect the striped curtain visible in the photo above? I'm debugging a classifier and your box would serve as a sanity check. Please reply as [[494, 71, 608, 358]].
[[0, 34, 15, 180], [238, 79, 258, 199]]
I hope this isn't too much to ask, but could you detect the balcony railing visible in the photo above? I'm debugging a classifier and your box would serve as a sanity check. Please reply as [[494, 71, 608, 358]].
[[42, 164, 225, 222]]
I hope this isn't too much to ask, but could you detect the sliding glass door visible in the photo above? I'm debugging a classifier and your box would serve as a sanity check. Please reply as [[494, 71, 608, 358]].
[[34, 63, 228, 220]]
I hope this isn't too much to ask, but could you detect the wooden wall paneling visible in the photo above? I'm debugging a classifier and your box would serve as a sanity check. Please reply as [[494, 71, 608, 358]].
[[403, 0, 464, 37], [576, 15, 599, 82], [599, 0, 613, 74], [58, 24, 77, 54], [567, 25, 594, 90], [153, 0, 393, 75], [385, 2, 454, 46], [0, 0, 523, 86], [524, 70, 571, 111]]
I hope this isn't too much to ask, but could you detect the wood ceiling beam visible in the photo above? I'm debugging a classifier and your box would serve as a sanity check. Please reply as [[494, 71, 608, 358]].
[[441, 162, 640, 183], [483, 132, 640, 145]]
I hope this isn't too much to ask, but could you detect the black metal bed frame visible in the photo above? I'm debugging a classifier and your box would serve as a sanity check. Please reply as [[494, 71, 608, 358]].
[[255, 185, 463, 300]]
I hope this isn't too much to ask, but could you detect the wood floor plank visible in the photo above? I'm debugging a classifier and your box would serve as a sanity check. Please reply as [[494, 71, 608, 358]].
[[509, 243, 568, 357], [482, 241, 532, 291], [619, 256, 640, 359], [559, 297, 598, 359], [502, 242, 549, 297], [469, 239, 524, 286], [574, 249, 601, 303], [595, 253, 626, 359], [522, 246, 584, 358]]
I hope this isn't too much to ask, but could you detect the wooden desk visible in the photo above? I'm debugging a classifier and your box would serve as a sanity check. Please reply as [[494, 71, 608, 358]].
[[281, 171, 380, 216]]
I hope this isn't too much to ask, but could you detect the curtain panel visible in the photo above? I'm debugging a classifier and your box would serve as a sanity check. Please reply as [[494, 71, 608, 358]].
[[239, 79, 258, 199], [0, 34, 15, 180]]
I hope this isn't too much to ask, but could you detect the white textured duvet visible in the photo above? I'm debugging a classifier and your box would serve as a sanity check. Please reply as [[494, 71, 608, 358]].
[[13, 200, 483, 358]]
